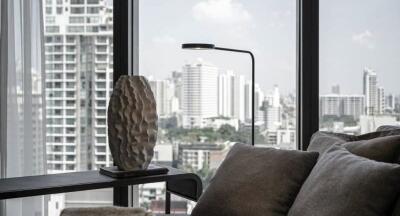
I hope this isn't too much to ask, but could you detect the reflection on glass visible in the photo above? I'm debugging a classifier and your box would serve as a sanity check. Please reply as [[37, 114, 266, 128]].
[[140, 0, 296, 213], [320, 0, 400, 134]]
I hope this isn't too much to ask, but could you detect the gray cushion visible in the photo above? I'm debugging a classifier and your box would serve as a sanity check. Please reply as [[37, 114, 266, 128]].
[[191, 144, 319, 216], [288, 145, 400, 216], [60, 207, 152, 216], [343, 135, 400, 163], [377, 125, 400, 132], [375, 126, 400, 215], [307, 131, 354, 154], [308, 132, 400, 163]]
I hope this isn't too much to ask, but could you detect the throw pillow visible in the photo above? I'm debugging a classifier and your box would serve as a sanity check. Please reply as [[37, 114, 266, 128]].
[[288, 145, 400, 216], [191, 144, 319, 216], [308, 132, 400, 163]]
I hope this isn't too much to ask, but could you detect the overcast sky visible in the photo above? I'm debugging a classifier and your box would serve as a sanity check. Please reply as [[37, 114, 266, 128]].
[[138, 0, 400, 95]]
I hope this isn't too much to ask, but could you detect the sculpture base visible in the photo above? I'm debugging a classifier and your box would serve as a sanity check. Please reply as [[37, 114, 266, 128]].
[[100, 165, 169, 178]]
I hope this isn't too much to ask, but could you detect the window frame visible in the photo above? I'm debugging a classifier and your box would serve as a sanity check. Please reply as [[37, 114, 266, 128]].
[[0, 0, 320, 210], [113, 0, 139, 207], [297, 0, 319, 150]]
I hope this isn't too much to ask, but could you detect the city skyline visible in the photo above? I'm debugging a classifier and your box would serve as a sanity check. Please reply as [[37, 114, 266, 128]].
[[139, 0, 400, 95]]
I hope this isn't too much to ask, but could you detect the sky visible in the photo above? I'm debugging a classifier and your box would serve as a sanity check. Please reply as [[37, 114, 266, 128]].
[[138, 0, 400, 95]]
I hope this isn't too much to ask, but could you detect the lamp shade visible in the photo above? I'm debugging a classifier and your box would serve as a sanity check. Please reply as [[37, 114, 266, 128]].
[[181, 43, 215, 50]]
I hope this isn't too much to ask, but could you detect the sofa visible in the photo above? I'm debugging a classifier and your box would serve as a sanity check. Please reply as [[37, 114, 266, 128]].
[[61, 125, 400, 216]]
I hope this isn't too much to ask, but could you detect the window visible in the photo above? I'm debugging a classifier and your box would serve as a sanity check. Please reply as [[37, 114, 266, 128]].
[[41, 0, 114, 214], [70, 0, 85, 4], [139, 0, 296, 212], [87, 0, 99, 4], [70, 7, 85, 14], [69, 17, 84, 24], [56, 7, 63, 14], [319, 0, 400, 134], [46, 26, 60, 33], [87, 7, 100, 14], [67, 26, 85, 33]]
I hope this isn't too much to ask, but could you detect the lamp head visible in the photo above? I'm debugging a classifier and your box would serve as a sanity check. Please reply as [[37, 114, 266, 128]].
[[182, 43, 215, 50]]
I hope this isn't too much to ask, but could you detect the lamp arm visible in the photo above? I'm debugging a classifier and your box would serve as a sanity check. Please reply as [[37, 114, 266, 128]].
[[214, 47, 256, 146]]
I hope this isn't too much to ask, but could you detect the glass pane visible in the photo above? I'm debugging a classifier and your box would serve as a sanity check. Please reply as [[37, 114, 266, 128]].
[[139, 0, 297, 213], [43, 0, 114, 215], [320, 0, 400, 134]]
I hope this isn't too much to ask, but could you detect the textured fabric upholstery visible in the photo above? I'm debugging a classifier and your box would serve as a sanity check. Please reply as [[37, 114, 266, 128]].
[[308, 131, 400, 163], [289, 145, 400, 216], [191, 144, 319, 216]]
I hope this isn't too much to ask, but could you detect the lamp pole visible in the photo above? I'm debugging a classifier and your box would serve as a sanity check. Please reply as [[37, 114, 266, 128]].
[[182, 44, 255, 146]]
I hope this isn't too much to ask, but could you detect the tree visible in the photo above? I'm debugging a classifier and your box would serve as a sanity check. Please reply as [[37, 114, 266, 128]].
[[217, 124, 236, 140]]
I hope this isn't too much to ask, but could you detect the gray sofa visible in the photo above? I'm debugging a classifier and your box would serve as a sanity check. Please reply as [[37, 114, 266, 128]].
[[61, 125, 400, 216]]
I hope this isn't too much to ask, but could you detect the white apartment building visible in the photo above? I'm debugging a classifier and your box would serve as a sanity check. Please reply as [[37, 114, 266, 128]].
[[149, 79, 178, 116], [182, 63, 219, 128], [342, 95, 365, 119], [44, 0, 114, 173], [217, 72, 233, 117], [261, 86, 282, 130], [386, 94, 395, 111], [363, 68, 378, 115], [178, 144, 224, 171], [320, 94, 365, 120], [218, 71, 247, 122], [244, 82, 265, 123], [377, 86, 386, 114]]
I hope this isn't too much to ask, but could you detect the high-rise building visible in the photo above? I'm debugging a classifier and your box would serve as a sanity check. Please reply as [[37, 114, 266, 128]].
[[386, 94, 395, 111], [255, 84, 265, 123], [44, 0, 114, 174], [182, 63, 218, 128], [231, 72, 246, 122], [261, 86, 282, 130], [170, 71, 183, 110], [320, 94, 365, 120], [341, 95, 365, 119], [319, 95, 342, 117], [217, 72, 233, 117], [377, 86, 385, 114], [149, 79, 177, 116], [244, 82, 252, 122], [244, 82, 265, 123], [363, 68, 378, 115]]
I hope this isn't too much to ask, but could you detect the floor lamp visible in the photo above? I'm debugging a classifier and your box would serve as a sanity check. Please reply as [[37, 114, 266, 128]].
[[182, 43, 255, 146]]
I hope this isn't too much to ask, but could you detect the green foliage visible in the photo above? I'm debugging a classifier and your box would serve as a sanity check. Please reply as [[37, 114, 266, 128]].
[[164, 124, 265, 145]]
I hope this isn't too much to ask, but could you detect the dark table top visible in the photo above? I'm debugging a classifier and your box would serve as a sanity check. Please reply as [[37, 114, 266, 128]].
[[0, 166, 202, 201]]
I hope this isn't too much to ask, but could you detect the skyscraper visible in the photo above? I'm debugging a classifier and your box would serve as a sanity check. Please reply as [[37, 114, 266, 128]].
[[386, 94, 395, 111], [217, 72, 233, 117], [244, 82, 265, 123], [342, 95, 365, 119], [363, 68, 378, 115], [377, 86, 385, 114], [44, 0, 114, 173], [170, 71, 183, 110], [319, 95, 365, 120], [231, 72, 246, 122], [182, 62, 218, 128], [319, 95, 342, 117], [149, 79, 177, 116]]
